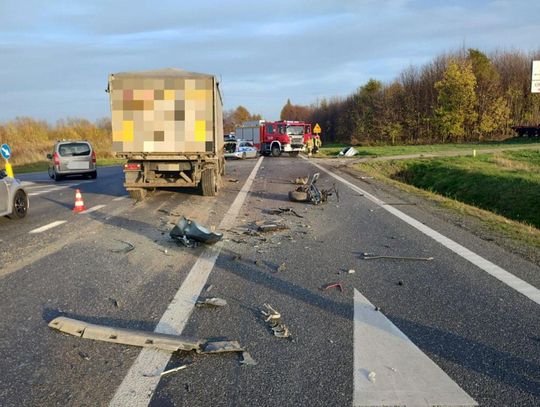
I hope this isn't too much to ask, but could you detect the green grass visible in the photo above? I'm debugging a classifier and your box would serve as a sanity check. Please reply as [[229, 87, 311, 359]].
[[11, 158, 126, 174], [354, 150, 540, 246], [318, 138, 540, 157]]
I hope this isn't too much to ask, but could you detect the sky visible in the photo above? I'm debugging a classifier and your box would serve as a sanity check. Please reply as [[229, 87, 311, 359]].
[[0, 0, 539, 123]]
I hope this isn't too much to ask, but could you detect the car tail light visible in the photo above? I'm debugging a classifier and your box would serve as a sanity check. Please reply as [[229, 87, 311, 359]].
[[53, 152, 60, 166], [91, 151, 96, 164], [124, 163, 141, 171]]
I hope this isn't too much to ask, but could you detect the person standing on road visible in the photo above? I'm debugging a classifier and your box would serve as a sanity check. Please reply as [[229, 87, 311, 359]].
[[313, 135, 322, 154], [306, 136, 314, 157]]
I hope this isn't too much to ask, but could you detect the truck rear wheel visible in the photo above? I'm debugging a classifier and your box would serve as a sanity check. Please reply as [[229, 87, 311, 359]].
[[201, 169, 217, 196], [129, 188, 147, 201], [271, 145, 281, 157]]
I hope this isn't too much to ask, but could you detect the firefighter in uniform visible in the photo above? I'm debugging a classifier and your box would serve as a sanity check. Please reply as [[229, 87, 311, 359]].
[[313, 135, 322, 154], [306, 136, 314, 157]]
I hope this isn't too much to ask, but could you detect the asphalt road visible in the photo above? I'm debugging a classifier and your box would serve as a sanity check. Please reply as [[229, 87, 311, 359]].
[[0, 157, 538, 407]]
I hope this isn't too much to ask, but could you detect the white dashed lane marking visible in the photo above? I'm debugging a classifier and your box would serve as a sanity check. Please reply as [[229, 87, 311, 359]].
[[29, 220, 67, 234]]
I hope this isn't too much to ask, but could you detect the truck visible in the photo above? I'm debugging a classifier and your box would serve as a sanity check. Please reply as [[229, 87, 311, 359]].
[[235, 120, 312, 157], [107, 68, 225, 200]]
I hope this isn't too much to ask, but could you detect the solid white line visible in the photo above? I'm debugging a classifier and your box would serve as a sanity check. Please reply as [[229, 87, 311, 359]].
[[81, 205, 106, 214], [29, 220, 67, 234], [306, 158, 540, 306], [353, 289, 477, 406], [109, 156, 264, 407]]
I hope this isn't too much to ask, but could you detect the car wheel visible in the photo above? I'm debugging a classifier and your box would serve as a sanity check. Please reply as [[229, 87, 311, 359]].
[[48, 167, 55, 179], [10, 190, 28, 219], [53, 170, 63, 181]]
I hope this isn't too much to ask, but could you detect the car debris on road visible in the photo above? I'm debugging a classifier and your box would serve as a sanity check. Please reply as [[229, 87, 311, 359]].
[[109, 240, 135, 254], [170, 216, 223, 247], [322, 282, 344, 292], [48, 316, 244, 355], [261, 304, 290, 339], [289, 173, 338, 205], [195, 297, 228, 308]]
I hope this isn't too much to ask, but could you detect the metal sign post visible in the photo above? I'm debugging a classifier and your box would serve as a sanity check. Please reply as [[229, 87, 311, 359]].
[[1, 143, 14, 177]]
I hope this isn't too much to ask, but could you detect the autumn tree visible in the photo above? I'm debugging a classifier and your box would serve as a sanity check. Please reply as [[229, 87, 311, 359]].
[[223, 106, 262, 134], [434, 60, 478, 141], [280, 99, 312, 121]]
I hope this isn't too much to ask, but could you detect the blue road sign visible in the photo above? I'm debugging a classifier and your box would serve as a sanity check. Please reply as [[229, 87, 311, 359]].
[[1, 144, 11, 160]]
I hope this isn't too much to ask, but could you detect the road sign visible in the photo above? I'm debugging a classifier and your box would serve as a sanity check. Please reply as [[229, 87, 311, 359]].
[[1, 143, 11, 160], [532, 60, 540, 93], [313, 123, 322, 134]]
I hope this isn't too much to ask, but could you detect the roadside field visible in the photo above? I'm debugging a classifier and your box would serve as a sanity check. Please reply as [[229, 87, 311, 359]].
[[317, 138, 540, 157], [353, 149, 540, 249]]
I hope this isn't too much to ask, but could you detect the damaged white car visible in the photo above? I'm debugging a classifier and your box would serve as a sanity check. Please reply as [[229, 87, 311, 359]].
[[0, 169, 29, 219]]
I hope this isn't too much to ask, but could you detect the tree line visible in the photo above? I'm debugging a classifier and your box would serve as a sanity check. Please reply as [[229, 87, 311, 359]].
[[283, 48, 540, 144]]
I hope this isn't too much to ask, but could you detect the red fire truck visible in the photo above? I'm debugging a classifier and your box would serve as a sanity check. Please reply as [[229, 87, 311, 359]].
[[235, 120, 312, 157]]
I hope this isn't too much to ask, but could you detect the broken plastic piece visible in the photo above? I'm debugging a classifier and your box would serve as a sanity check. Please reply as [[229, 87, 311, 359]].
[[170, 216, 223, 246], [338, 147, 359, 157], [323, 282, 344, 292], [258, 223, 288, 233], [48, 316, 244, 355], [160, 364, 189, 376], [200, 341, 244, 354], [368, 371, 376, 383], [277, 263, 286, 273], [240, 351, 258, 366], [195, 297, 227, 308]]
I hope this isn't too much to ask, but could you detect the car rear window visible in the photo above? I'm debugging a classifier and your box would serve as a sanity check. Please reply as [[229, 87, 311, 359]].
[[58, 143, 91, 157]]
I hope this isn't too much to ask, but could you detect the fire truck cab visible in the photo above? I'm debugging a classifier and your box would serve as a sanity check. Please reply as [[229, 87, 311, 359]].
[[235, 120, 312, 157]]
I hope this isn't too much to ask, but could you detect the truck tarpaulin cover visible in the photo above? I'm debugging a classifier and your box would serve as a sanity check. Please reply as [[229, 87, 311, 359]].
[[108, 68, 223, 154]]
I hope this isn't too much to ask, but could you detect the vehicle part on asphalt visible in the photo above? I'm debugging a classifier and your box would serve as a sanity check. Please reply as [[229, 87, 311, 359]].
[[240, 351, 257, 366], [347, 269, 356, 274], [293, 177, 308, 185], [48, 316, 245, 354], [258, 222, 288, 233], [361, 253, 434, 261], [261, 304, 291, 339], [288, 173, 338, 205], [170, 216, 223, 247], [195, 297, 228, 307], [200, 341, 244, 353], [368, 371, 377, 383], [322, 282, 344, 292], [110, 240, 135, 254], [265, 207, 304, 218], [277, 263, 286, 273], [160, 364, 190, 376], [228, 179, 239, 183], [338, 147, 359, 157]]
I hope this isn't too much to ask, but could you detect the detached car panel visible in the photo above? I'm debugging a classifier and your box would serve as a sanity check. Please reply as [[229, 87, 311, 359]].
[[47, 141, 97, 181], [0, 170, 29, 219]]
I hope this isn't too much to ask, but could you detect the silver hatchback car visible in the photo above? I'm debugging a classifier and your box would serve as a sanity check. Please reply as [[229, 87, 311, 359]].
[[0, 169, 29, 219], [47, 141, 97, 181]]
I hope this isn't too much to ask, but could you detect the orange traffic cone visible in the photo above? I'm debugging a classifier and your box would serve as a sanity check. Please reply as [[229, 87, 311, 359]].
[[73, 189, 86, 212]]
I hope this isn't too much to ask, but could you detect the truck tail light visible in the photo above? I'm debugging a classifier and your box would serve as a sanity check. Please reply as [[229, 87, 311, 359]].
[[91, 151, 96, 164], [53, 152, 60, 166], [124, 163, 141, 171]]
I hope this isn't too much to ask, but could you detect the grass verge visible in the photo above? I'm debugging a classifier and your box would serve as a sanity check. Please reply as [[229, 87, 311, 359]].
[[352, 150, 540, 249], [318, 138, 540, 157]]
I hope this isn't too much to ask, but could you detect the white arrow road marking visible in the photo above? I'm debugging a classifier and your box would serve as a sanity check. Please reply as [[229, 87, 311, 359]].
[[109, 156, 264, 407], [29, 220, 67, 234], [306, 158, 540, 306], [354, 289, 477, 406]]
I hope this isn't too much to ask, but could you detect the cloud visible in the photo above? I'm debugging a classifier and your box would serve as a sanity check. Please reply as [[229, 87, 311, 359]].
[[0, 0, 539, 121]]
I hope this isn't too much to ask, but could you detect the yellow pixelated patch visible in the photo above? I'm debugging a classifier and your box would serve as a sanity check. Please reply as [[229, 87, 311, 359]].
[[164, 89, 175, 100], [195, 120, 206, 142], [186, 89, 207, 100], [122, 120, 134, 142]]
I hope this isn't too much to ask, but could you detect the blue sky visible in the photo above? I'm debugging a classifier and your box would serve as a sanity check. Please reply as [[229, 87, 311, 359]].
[[0, 0, 538, 122]]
